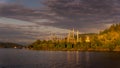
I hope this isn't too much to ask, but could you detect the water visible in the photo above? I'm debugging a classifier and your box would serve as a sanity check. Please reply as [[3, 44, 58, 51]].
[[0, 49, 120, 68]]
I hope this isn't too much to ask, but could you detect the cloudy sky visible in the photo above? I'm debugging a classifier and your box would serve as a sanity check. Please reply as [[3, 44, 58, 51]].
[[0, 0, 120, 44]]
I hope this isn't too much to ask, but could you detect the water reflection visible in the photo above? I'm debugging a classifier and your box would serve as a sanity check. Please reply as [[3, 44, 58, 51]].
[[67, 51, 70, 63], [0, 49, 120, 68], [66, 51, 87, 68], [67, 51, 90, 68], [76, 51, 79, 64], [85, 52, 90, 68], [67, 51, 78, 64]]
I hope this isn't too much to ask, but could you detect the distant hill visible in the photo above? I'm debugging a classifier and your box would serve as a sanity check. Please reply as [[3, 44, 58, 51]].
[[0, 42, 24, 49]]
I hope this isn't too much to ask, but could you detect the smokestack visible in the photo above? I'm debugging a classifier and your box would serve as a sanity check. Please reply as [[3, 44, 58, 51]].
[[77, 30, 79, 42]]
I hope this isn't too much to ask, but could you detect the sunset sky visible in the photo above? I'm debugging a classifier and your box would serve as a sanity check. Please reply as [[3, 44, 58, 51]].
[[0, 0, 120, 44]]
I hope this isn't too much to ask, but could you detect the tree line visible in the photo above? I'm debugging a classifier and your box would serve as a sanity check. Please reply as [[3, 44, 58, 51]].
[[28, 24, 120, 51]]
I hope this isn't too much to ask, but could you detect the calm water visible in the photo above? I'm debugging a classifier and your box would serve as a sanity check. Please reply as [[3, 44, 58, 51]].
[[0, 49, 120, 68]]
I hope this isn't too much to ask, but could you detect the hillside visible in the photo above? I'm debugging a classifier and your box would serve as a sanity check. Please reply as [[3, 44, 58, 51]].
[[99, 24, 120, 45], [100, 24, 120, 34]]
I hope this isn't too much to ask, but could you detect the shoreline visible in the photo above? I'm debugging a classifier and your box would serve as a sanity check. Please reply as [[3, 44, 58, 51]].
[[27, 48, 120, 52]]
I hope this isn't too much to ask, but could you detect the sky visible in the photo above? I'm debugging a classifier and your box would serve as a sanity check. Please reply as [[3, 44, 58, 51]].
[[0, 0, 120, 44]]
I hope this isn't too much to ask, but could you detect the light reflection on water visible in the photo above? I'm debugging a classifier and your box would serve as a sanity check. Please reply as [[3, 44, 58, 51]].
[[0, 48, 120, 68]]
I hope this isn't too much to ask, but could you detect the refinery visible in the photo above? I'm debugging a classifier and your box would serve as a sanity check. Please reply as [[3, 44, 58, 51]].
[[49, 29, 91, 44]]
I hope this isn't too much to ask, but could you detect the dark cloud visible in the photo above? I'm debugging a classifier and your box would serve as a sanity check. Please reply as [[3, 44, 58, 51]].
[[1, 0, 120, 30], [0, 4, 45, 21], [1, 0, 120, 43], [40, 0, 120, 31], [44, 0, 115, 17]]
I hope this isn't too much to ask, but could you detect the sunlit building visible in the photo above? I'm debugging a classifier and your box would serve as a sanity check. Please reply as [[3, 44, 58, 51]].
[[85, 36, 90, 43]]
